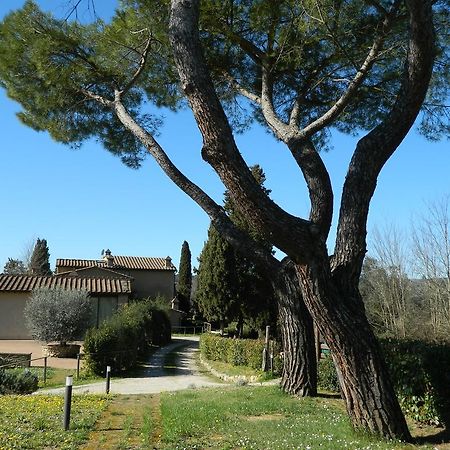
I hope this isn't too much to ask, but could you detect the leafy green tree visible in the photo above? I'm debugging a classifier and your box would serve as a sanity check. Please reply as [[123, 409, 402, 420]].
[[3, 258, 26, 275], [223, 165, 277, 336], [196, 165, 278, 337], [177, 240, 192, 313], [195, 225, 240, 333], [0, 0, 444, 438], [24, 288, 92, 345], [29, 238, 52, 276]]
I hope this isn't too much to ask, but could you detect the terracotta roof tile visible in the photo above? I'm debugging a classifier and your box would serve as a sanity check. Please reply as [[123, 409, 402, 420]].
[[56, 255, 176, 271], [0, 275, 131, 294]]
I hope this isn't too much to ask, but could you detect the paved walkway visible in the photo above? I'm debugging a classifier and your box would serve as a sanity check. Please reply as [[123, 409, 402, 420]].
[[39, 336, 223, 395], [0, 340, 81, 369]]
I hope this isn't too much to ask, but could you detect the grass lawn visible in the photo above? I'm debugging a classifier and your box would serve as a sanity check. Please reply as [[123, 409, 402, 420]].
[[1, 386, 447, 449], [0, 394, 108, 450], [157, 386, 444, 450]]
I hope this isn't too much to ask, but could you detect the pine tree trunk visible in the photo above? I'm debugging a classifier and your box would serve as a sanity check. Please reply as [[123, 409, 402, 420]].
[[296, 255, 411, 440], [274, 261, 317, 397]]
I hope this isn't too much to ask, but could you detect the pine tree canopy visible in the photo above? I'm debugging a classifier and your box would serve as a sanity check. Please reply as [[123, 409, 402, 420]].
[[0, 0, 447, 166]]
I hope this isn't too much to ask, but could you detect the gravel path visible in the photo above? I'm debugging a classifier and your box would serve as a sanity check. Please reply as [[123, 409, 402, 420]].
[[39, 336, 223, 395]]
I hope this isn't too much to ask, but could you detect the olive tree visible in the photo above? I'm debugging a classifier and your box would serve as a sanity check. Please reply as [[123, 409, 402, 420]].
[[24, 288, 92, 345]]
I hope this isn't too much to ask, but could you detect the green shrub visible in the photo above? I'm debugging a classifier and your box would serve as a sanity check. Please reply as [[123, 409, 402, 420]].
[[0, 369, 38, 395], [83, 299, 171, 375], [24, 288, 92, 345], [382, 339, 450, 426], [318, 356, 340, 393], [200, 333, 281, 373], [316, 339, 450, 426]]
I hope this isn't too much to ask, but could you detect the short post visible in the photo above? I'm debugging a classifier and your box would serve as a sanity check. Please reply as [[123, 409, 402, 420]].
[[76, 353, 81, 380], [269, 341, 274, 373], [43, 357, 47, 384], [262, 325, 270, 372], [63, 376, 73, 431], [106, 366, 111, 394]]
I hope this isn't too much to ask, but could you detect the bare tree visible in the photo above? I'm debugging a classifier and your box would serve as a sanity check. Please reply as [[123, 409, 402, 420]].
[[362, 225, 412, 339], [412, 196, 450, 341]]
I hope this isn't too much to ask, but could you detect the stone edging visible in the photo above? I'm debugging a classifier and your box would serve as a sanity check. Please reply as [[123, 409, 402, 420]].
[[199, 355, 263, 384]]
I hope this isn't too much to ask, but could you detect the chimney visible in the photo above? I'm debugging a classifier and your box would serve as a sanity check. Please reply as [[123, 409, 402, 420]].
[[165, 256, 172, 269], [104, 249, 114, 268]]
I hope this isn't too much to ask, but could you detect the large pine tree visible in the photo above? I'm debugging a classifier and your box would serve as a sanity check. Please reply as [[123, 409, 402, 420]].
[[0, 0, 443, 438], [177, 240, 192, 313], [29, 238, 52, 276]]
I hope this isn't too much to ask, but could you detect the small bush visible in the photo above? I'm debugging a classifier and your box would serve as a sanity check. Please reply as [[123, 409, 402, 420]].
[[83, 299, 171, 375], [200, 333, 281, 374], [382, 339, 450, 426], [318, 356, 340, 393], [0, 369, 38, 395], [24, 288, 92, 344], [316, 339, 450, 426]]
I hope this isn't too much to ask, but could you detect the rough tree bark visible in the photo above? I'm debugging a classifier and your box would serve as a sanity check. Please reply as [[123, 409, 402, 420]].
[[296, 249, 410, 438], [169, 0, 434, 440], [275, 259, 317, 397]]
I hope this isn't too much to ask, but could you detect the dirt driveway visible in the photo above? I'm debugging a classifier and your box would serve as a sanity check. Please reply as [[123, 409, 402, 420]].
[[39, 336, 223, 395]]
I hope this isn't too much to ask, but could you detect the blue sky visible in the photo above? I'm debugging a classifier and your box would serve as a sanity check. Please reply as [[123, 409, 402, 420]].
[[0, 0, 448, 271]]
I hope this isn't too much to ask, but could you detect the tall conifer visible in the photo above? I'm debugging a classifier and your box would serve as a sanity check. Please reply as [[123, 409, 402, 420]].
[[177, 240, 192, 313], [29, 238, 52, 276], [196, 166, 276, 335]]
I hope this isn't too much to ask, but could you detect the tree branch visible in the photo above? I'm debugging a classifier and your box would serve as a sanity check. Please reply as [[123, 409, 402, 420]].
[[169, 0, 317, 263], [332, 0, 435, 289], [287, 139, 334, 237], [222, 73, 261, 105], [110, 94, 280, 272], [260, 65, 292, 140], [259, 66, 334, 239], [120, 34, 153, 97], [296, 3, 401, 141], [80, 88, 113, 106]]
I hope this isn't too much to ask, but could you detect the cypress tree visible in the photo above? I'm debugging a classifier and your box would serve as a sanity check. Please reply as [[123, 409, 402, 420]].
[[195, 225, 240, 333], [177, 240, 192, 313], [29, 238, 52, 276], [196, 166, 277, 336]]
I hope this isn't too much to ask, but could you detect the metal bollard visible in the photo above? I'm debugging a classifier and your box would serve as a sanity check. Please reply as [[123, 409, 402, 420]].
[[43, 357, 47, 384], [63, 376, 73, 431], [106, 366, 111, 394], [76, 354, 81, 380]]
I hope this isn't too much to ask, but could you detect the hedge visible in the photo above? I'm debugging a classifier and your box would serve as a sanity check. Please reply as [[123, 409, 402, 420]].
[[0, 369, 38, 395], [382, 339, 450, 426], [317, 339, 450, 426], [199, 333, 282, 374], [83, 299, 171, 375]]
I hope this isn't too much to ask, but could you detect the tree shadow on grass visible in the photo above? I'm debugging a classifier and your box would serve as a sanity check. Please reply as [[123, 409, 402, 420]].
[[412, 427, 450, 447], [317, 392, 341, 399]]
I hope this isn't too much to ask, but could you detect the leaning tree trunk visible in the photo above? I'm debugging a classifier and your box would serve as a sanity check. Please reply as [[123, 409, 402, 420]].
[[295, 251, 411, 441], [274, 260, 317, 397]]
